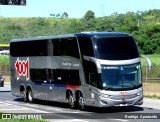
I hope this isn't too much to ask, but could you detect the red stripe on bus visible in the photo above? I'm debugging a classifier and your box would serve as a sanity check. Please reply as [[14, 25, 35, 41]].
[[66, 85, 80, 88]]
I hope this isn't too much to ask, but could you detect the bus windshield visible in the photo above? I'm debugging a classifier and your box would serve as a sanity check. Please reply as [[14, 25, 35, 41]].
[[94, 36, 139, 60], [101, 64, 141, 91]]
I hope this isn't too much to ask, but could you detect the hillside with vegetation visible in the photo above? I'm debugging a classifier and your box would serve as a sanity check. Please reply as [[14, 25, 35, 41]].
[[0, 9, 160, 54]]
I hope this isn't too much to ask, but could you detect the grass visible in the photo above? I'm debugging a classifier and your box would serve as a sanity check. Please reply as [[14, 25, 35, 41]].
[[141, 54, 160, 66], [142, 65, 160, 78], [141, 54, 160, 78], [0, 55, 9, 65], [144, 95, 160, 99]]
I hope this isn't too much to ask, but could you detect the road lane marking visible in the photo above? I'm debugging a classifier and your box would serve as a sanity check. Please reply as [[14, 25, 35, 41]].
[[1, 101, 88, 120], [5, 101, 71, 112], [107, 119, 128, 122], [2, 101, 49, 113], [5, 101, 91, 113], [0, 101, 128, 121], [0, 108, 29, 111]]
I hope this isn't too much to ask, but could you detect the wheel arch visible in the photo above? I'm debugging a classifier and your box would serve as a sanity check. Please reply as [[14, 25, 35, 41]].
[[66, 89, 75, 99], [75, 90, 84, 102], [26, 85, 32, 91], [20, 84, 26, 92]]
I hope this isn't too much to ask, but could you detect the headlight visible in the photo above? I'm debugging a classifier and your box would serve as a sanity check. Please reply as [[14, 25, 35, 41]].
[[100, 93, 110, 98], [93, 90, 111, 98], [137, 92, 142, 96], [1, 79, 3, 81]]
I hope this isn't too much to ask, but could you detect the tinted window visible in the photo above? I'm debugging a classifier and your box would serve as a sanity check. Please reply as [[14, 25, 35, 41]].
[[101, 64, 142, 91], [83, 60, 98, 87], [10, 40, 48, 57], [10, 37, 80, 58], [30, 69, 48, 81], [61, 70, 80, 85], [30, 69, 80, 85], [51, 69, 80, 85], [57, 38, 80, 58], [94, 36, 139, 60], [78, 37, 94, 56], [89, 73, 97, 87]]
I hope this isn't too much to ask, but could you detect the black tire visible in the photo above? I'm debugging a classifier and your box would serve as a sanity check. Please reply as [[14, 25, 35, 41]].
[[22, 91, 27, 102], [0, 83, 4, 87], [68, 93, 75, 109], [78, 93, 85, 110], [27, 89, 34, 103]]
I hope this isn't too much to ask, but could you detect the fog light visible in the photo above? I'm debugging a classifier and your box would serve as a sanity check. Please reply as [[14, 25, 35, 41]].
[[100, 100, 108, 104]]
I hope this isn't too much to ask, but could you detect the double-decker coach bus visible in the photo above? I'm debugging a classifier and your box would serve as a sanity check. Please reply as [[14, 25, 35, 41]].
[[10, 32, 152, 110]]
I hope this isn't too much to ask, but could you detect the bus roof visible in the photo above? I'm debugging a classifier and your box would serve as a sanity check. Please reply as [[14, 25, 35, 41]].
[[10, 32, 130, 43], [10, 34, 75, 43], [75, 32, 130, 37]]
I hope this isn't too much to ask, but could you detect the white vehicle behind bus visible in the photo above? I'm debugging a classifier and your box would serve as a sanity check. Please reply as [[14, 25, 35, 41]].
[[0, 50, 9, 55]]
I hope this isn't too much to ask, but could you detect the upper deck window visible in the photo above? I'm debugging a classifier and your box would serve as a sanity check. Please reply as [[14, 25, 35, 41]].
[[10, 40, 48, 57], [56, 38, 80, 58], [78, 37, 94, 57], [94, 36, 139, 60], [10, 37, 80, 58]]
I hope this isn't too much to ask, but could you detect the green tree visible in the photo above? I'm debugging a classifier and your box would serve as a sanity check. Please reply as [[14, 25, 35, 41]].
[[83, 10, 96, 31], [61, 12, 69, 18], [122, 12, 138, 32], [50, 13, 56, 18], [96, 17, 114, 31], [56, 13, 61, 18], [84, 10, 95, 20]]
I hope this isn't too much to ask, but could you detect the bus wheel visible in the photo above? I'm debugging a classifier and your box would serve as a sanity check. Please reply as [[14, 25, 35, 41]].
[[78, 93, 85, 110], [28, 89, 33, 103], [22, 91, 27, 102], [68, 93, 75, 109]]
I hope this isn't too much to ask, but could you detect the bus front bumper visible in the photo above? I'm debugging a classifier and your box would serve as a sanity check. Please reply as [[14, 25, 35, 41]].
[[97, 95, 143, 107]]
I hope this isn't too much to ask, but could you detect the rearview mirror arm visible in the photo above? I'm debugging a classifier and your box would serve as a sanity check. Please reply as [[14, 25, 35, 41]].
[[140, 55, 152, 71]]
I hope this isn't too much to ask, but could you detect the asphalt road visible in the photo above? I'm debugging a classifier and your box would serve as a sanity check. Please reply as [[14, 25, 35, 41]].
[[0, 85, 160, 122]]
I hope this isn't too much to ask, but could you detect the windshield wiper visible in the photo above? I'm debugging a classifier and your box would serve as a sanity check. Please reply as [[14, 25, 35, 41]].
[[123, 82, 138, 89], [103, 86, 112, 90]]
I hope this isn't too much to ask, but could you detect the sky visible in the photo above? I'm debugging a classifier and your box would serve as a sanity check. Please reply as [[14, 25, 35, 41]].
[[0, 0, 160, 18]]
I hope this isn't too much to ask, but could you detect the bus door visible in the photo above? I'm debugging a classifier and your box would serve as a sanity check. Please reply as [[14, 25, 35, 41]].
[[83, 60, 99, 104], [50, 69, 65, 101], [30, 69, 54, 100], [53, 69, 81, 102]]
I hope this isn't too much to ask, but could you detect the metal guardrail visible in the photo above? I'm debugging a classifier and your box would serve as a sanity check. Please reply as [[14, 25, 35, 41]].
[[0, 71, 10, 76], [143, 77, 160, 82]]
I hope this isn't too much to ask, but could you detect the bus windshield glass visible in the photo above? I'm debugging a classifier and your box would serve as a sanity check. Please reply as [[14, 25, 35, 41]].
[[94, 36, 139, 60], [101, 64, 141, 91]]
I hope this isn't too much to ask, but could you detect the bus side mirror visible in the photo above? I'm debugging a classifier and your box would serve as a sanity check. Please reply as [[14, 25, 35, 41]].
[[140, 55, 152, 71]]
